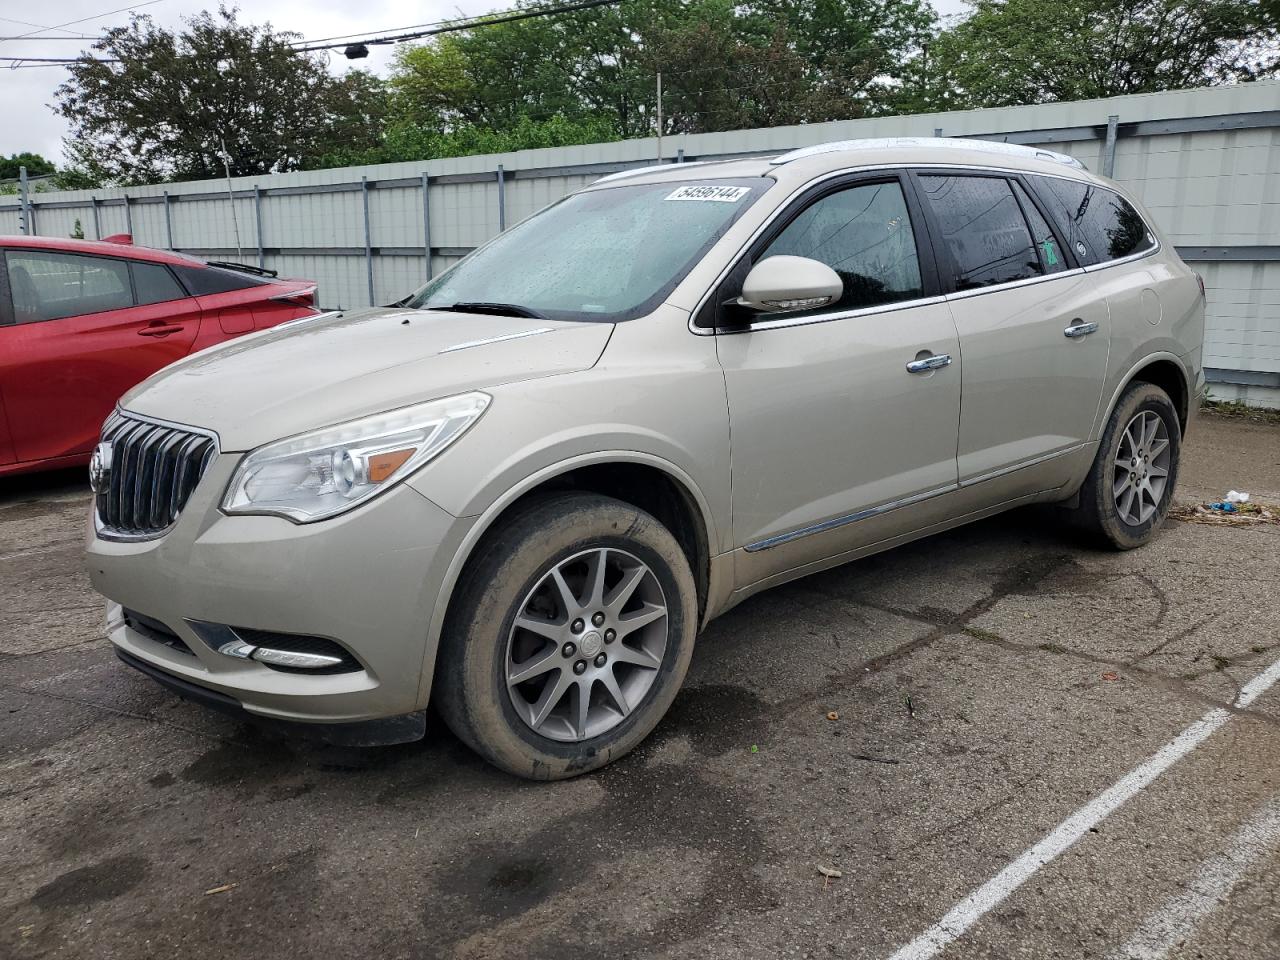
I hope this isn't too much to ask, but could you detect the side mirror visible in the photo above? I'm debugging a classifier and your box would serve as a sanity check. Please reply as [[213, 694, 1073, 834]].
[[736, 255, 842, 314]]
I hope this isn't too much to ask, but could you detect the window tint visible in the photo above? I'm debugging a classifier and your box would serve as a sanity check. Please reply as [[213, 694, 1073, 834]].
[[758, 179, 923, 316], [1011, 181, 1066, 275], [1031, 176, 1155, 265], [5, 251, 131, 323], [174, 263, 271, 296], [132, 262, 187, 305], [919, 175, 1043, 290]]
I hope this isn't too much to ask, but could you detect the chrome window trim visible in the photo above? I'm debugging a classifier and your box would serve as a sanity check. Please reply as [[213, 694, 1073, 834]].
[[743, 482, 958, 552], [686, 161, 1157, 337], [93, 408, 220, 544]]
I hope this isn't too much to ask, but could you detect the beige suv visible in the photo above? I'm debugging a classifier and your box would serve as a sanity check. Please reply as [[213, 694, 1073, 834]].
[[85, 138, 1205, 778]]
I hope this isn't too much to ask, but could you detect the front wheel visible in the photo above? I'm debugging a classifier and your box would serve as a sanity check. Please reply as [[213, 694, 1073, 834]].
[[1071, 381, 1181, 549], [434, 492, 697, 779]]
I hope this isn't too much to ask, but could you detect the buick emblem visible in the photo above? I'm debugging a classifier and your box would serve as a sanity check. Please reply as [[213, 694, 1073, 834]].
[[89, 442, 113, 494]]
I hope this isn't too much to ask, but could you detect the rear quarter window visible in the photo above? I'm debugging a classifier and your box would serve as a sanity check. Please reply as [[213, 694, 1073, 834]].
[[173, 264, 271, 295], [1030, 176, 1156, 265]]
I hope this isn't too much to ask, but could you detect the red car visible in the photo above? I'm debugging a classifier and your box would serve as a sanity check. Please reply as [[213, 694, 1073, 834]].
[[0, 236, 318, 476]]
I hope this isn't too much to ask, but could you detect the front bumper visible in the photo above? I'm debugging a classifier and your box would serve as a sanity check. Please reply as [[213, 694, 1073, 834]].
[[86, 454, 473, 727]]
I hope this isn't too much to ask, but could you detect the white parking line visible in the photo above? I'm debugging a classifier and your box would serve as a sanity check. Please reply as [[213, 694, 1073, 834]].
[[1110, 798, 1280, 960], [886, 656, 1280, 960]]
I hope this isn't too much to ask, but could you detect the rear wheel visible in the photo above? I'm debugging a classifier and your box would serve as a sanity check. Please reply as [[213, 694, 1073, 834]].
[[434, 492, 697, 779], [1072, 381, 1181, 549]]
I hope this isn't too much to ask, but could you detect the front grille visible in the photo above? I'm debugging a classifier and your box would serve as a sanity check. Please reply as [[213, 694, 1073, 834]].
[[96, 412, 217, 539]]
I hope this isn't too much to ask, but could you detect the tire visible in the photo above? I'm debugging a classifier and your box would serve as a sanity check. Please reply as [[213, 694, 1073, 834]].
[[433, 492, 697, 780], [1072, 381, 1182, 550]]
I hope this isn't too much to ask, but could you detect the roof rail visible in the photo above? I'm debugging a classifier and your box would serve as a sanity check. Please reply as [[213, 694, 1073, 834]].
[[592, 160, 715, 185], [769, 137, 1087, 170]]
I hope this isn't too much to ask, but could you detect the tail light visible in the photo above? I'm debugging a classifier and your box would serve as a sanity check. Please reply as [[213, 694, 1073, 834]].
[[269, 284, 317, 308]]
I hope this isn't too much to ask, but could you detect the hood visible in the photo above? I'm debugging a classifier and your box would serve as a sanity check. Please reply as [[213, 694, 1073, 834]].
[[121, 307, 614, 451]]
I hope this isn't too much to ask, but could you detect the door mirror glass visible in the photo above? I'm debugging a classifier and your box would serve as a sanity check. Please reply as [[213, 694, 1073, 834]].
[[737, 255, 843, 314]]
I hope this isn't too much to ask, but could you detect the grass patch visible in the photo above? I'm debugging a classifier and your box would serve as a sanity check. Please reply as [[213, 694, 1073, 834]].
[[1200, 397, 1280, 424], [962, 627, 1005, 644]]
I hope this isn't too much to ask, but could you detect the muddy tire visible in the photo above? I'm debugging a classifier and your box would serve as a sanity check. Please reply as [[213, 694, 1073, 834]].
[[434, 493, 697, 780], [1071, 381, 1181, 550]]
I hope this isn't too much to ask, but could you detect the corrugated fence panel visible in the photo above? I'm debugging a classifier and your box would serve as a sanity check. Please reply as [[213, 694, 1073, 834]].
[[4, 79, 1279, 402]]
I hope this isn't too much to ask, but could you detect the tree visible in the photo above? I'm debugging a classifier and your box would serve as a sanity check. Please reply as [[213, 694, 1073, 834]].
[[926, 0, 1279, 109], [53, 6, 386, 184], [386, 0, 937, 140], [0, 153, 57, 180]]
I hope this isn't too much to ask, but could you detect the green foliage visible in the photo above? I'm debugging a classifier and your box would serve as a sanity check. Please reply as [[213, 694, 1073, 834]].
[[386, 0, 937, 139], [0, 153, 57, 179], [71, 219, 85, 240], [925, 0, 1279, 109], [53, 6, 387, 184], [319, 114, 620, 168]]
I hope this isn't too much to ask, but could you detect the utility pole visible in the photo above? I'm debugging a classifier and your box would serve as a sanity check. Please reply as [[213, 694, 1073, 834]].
[[656, 71, 664, 162], [17, 165, 29, 235], [218, 136, 243, 261]]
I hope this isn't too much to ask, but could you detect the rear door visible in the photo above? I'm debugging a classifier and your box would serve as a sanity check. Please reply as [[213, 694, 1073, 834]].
[[913, 170, 1110, 490], [0, 250, 198, 463]]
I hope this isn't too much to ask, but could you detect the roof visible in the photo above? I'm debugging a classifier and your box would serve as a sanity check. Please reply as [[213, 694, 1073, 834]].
[[0, 235, 205, 266], [594, 137, 1100, 191]]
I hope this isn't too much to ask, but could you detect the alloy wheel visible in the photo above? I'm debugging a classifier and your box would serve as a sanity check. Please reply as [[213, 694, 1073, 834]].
[[505, 547, 668, 742], [1112, 410, 1171, 526]]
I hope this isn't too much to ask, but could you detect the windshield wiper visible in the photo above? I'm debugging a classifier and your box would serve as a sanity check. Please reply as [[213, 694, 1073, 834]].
[[426, 301, 547, 319]]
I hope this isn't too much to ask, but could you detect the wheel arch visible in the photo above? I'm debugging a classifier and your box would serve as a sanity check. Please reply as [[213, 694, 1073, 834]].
[[416, 451, 720, 704], [1100, 353, 1191, 438]]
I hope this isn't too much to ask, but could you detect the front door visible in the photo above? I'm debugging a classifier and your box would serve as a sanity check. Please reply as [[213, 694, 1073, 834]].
[[913, 171, 1110, 489], [0, 250, 199, 463], [711, 173, 963, 586]]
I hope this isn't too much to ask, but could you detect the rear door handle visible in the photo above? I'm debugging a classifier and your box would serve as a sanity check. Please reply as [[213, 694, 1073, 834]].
[[138, 324, 184, 337], [906, 353, 952, 374], [1064, 320, 1099, 338]]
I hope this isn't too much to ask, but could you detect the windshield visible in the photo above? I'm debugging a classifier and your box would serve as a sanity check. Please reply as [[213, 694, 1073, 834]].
[[404, 178, 772, 322]]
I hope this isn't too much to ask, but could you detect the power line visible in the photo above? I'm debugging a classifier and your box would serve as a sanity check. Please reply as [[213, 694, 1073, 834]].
[[292, 0, 628, 52], [1, 0, 626, 66], [4, 0, 164, 42]]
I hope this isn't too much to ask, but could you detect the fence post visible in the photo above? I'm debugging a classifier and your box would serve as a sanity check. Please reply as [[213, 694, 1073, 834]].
[[163, 191, 174, 249], [497, 164, 506, 231], [934, 127, 943, 138], [1103, 114, 1120, 178], [17, 166, 29, 235], [123, 193, 133, 239], [676, 148, 684, 164], [361, 176, 374, 305], [254, 185, 264, 268], [91, 196, 101, 240], [421, 171, 432, 281]]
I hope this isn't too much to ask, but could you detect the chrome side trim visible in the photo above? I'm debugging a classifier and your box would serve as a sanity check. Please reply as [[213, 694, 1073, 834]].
[[958, 443, 1087, 488], [720, 295, 947, 335], [743, 483, 957, 552], [439, 327, 552, 353]]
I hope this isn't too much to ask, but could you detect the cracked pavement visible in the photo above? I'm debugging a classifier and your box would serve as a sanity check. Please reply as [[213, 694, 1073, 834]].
[[3, 413, 1280, 959]]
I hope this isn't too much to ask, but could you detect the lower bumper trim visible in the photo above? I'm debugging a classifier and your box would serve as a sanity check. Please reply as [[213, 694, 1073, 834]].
[[114, 648, 427, 747]]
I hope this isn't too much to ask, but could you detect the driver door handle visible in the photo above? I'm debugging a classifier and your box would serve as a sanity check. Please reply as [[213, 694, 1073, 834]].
[[1064, 320, 1099, 338], [138, 323, 185, 337], [906, 353, 952, 374]]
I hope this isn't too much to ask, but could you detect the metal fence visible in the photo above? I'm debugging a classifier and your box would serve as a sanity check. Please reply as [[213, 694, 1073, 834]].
[[4, 79, 1279, 405]]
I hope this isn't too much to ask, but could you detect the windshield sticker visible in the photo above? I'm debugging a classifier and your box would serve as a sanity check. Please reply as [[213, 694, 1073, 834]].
[[665, 185, 751, 203], [1040, 239, 1058, 266]]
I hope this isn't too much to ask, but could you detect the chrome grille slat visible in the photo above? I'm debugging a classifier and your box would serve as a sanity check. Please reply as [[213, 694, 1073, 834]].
[[94, 412, 218, 541]]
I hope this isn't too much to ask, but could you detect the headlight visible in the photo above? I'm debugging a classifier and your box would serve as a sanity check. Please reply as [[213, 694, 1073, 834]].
[[223, 392, 490, 522]]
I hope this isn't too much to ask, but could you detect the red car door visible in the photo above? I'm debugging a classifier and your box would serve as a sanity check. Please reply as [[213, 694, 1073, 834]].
[[0, 249, 198, 464]]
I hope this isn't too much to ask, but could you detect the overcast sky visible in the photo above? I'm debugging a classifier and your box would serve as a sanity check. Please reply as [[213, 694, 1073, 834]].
[[1, 0, 969, 164]]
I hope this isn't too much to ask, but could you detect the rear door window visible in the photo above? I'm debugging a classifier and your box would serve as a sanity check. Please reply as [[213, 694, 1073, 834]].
[[918, 175, 1044, 291], [1030, 176, 1156, 265], [132, 262, 187, 305], [1011, 181, 1067, 275], [5, 251, 132, 323], [757, 179, 925, 316]]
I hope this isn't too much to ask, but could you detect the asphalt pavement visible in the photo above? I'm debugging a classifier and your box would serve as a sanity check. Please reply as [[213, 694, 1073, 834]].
[[3, 412, 1279, 960]]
